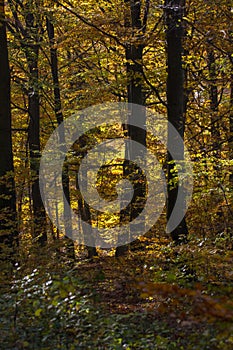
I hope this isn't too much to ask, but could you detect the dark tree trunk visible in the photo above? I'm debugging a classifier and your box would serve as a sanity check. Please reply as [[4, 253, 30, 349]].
[[0, 0, 18, 256], [227, 8, 233, 185], [75, 143, 98, 259], [25, 12, 47, 245], [77, 198, 98, 259], [46, 18, 75, 260], [207, 45, 221, 155], [46, 19, 97, 258], [230, 72, 233, 184], [116, 0, 146, 257], [165, 0, 188, 243]]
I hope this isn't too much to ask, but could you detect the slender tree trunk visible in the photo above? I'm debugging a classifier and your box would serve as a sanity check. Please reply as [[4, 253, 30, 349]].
[[25, 12, 47, 245], [77, 170, 98, 259], [46, 18, 75, 260], [165, 0, 188, 243], [116, 0, 146, 256], [228, 6, 233, 185], [207, 44, 221, 155], [0, 0, 18, 257], [230, 72, 233, 184]]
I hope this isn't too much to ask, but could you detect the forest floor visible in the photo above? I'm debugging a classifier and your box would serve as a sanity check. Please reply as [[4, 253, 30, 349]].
[[1, 235, 233, 349]]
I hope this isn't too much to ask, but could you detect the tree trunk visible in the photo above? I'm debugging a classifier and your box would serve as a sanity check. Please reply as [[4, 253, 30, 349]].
[[228, 6, 233, 185], [207, 44, 221, 156], [0, 0, 18, 257], [25, 12, 47, 245], [165, 0, 188, 243], [116, 0, 146, 256], [230, 71, 233, 184], [46, 17, 75, 260]]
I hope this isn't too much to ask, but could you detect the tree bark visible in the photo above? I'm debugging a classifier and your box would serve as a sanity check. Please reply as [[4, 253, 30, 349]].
[[230, 71, 233, 184], [116, 0, 146, 256], [165, 0, 188, 243], [25, 12, 47, 245], [46, 17, 75, 260], [207, 44, 221, 156], [0, 0, 18, 256], [227, 6, 233, 185]]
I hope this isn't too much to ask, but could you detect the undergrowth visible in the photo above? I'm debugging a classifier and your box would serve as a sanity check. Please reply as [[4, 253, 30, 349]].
[[0, 235, 233, 349]]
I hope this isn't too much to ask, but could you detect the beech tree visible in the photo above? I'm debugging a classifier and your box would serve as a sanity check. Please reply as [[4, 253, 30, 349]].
[[164, 0, 188, 243], [7, 0, 47, 244], [0, 0, 18, 255], [26, 7, 47, 245], [115, 0, 148, 256], [46, 17, 76, 259]]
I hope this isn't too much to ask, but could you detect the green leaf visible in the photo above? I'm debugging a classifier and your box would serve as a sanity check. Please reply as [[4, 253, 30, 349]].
[[35, 308, 43, 317]]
